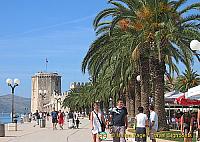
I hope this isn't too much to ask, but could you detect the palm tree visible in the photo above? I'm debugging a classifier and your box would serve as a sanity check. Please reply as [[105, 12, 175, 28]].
[[92, 0, 200, 130], [82, 27, 136, 102], [62, 83, 95, 111], [164, 73, 176, 92], [176, 67, 200, 93]]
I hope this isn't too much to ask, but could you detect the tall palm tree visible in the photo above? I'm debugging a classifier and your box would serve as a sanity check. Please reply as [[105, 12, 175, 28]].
[[82, 27, 136, 102], [92, 0, 200, 130]]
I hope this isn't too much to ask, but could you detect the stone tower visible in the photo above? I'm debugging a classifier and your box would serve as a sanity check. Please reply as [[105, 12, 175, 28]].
[[31, 72, 61, 113]]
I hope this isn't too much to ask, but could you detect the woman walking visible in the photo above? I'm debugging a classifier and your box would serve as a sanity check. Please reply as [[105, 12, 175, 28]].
[[90, 102, 105, 142], [181, 111, 192, 142], [58, 110, 64, 129]]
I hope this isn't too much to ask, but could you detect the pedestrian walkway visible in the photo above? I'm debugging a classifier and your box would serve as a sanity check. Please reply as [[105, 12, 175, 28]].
[[0, 118, 176, 142], [0, 118, 92, 142]]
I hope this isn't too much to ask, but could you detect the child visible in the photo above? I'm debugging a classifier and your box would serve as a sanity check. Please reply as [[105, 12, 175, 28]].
[[76, 118, 80, 129]]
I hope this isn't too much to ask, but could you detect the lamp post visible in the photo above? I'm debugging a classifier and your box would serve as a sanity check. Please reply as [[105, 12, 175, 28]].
[[135, 75, 141, 115], [136, 75, 141, 82], [54, 90, 62, 111], [6, 78, 20, 123], [109, 98, 113, 110], [190, 40, 200, 51], [39, 90, 47, 112]]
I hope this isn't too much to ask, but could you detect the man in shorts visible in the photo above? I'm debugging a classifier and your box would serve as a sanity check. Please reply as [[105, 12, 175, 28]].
[[110, 98, 128, 142], [149, 105, 158, 142], [51, 107, 58, 130], [135, 107, 148, 142]]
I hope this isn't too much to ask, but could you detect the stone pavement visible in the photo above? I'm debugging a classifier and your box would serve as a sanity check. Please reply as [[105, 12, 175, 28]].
[[0, 118, 92, 142], [0, 118, 176, 142]]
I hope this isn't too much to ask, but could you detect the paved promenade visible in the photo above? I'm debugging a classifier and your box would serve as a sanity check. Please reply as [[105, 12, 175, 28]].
[[0, 118, 92, 142], [0, 118, 174, 142]]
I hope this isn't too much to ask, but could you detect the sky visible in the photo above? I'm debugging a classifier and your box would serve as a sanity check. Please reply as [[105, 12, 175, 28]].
[[0, 0, 199, 98]]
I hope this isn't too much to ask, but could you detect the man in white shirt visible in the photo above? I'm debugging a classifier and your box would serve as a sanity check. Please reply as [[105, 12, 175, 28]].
[[149, 105, 158, 142], [135, 107, 148, 142]]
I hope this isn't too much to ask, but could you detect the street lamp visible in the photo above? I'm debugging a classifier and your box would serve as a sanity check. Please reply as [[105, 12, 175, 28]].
[[136, 75, 141, 82], [190, 40, 200, 50], [6, 78, 20, 123], [149, 96, 154, 105], [109, 98, 113, 110], [54, 90, 62, 111], [39, 90, 47, 111]]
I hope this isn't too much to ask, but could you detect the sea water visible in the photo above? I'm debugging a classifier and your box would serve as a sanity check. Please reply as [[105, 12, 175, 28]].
[[0, 113, 20, 124], [0, 113, 11, 124]]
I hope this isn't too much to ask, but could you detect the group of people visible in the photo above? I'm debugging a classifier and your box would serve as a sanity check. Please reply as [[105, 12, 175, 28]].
[[176, 108, 200, 142], [90, 98, 158, 142], [135, 106, 158, 142], [169, 108, 200, 142], [90, 99, 128, 142], [33, 108, 65, 130], [51, 108, 65, 130], [90, 97, 200, 142], [67, 110, 80, 129], [33, 111, 51, 124], [33, 108, 81, 130]]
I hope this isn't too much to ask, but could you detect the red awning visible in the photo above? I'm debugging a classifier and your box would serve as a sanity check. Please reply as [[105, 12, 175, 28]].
[[175, 93, 200, 106]]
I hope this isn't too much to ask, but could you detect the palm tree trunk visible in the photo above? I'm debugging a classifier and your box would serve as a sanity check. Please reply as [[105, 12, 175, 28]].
[[140, 55, 150, 116], [154, 59, 168, 131], [135, 77, 141, 115], [149, 55, 156, 106], [125, 92, 130, 113], [114, 93, 117, 106], [129, 79, 135, 117]]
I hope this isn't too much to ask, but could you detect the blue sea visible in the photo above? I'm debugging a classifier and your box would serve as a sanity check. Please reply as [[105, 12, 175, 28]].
[[0, 113, 20, 124]]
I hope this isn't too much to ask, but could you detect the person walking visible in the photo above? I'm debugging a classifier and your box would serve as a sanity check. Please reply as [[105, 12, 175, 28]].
[[28, 113, 32, 122], [190, 112, 197, 140], [74, 111, 78, 128], [181, 111, 192, 142], [51, 107, 58, 130], [76, 117, 80, 129], [68, 110, 74, 128], [39, 111, 43, 120], [110, 98, 128, 142], [197, 107, 200, 141], [65, 111, 69, 122], [135, 107, 148, 142], [47, 112, 50, 121], [33, 110, 40, 127], [90, 102, 105, 142], [149, 105, 158, 142], [58, 110, 64, 129]]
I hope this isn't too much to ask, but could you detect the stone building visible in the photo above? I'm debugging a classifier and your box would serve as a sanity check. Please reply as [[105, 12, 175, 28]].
[[31, 72, 61, 113]]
